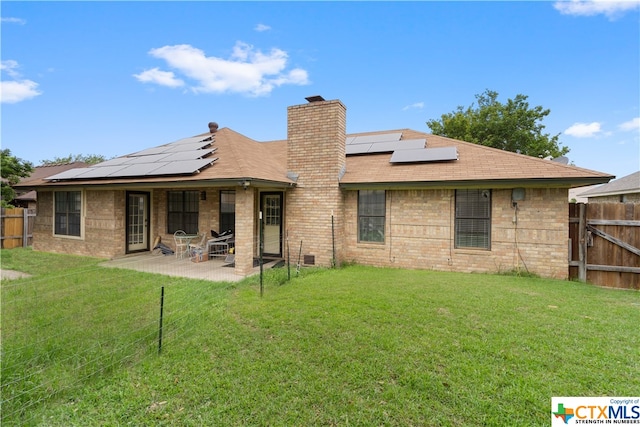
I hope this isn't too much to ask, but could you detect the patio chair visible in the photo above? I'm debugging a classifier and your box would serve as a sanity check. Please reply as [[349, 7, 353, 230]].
[[188, 232, 208, 261], [207, 233, 234, 258], [173, 230, 188, 259]]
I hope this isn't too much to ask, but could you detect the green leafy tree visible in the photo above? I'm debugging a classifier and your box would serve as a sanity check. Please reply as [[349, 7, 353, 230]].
[[39, 153, 107, 166], [426, 89, 569, 158], [1, 149, 34, 208]]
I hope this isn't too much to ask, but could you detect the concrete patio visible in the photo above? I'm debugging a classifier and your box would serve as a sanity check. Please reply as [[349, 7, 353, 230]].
[[100, 252, 281, 282]]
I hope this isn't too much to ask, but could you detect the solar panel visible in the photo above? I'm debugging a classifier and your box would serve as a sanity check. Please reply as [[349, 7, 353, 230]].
[[390, 147, 458, 163], [44, 168, 93, 180], [166, 148, 216, 161], [346, 132, 402, 145], [369, 139, 426, 154], [150, 159, 215, 175], [346, 138, 426, 156], [90, 157, 133, 167], [70, 165, 131, 178], [169, 135, 213, 145], [45, 131, 218, 181], [109, 163, 167, 177], [164, 141, 212, 152], [120, 153, 172, 164], [129, 146, 173, 156], [346, 144, 373, 155]]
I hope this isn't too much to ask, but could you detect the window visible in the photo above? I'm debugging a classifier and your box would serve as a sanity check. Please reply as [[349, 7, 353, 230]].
[[54, 191, 82, 237], [219, 190, 235, 234], [358, 190, 385, 242], [455, 189, 491, 249], [167, 191, 199, 234]]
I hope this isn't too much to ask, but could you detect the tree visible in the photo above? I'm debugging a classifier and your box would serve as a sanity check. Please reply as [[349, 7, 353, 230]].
[[426, 90, 569, 159], [39, 153, 107, 166], [1, 149, 34, 208]]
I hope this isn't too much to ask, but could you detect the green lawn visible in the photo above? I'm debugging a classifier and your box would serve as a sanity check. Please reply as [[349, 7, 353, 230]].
[[1, 248, 639, 426]]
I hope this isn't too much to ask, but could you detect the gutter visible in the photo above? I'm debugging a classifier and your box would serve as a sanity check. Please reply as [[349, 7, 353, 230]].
[[339, 176, 614, 190]]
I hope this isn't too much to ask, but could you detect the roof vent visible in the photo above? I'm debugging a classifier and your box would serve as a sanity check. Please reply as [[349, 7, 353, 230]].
[[208, 122, 219, 133], [305, 95, 325, 103]]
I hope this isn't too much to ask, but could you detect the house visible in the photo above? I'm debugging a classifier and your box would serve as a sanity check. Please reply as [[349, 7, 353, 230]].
[[16, 97, 613, 279], [569, 184, 601, 203], [577, 171, 640, 203]]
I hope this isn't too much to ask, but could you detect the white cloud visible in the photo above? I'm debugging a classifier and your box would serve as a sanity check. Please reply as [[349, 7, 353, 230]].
[[255, 23, 271, 32], [1, 17, 26, 25], [1, 60, 20, 78], [564, 122, 603, 137], [133, 67, 185, 88], [0, 60, 42, 104], [136, 42, 309, 96], [402, 102, 424, 111], [1, 80, 41, 104], [618, 117, 640, 131], [553, 0, 640, 20]]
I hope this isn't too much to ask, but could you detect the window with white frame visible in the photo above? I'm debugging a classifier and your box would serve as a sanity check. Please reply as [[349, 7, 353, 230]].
[[455, 189, 491, 249], [54, 191, 82, 237], [358, 190, 385, 243]]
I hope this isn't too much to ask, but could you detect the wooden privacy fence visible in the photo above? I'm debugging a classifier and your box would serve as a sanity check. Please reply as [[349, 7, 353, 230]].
[[569, 202, 640, 289], [0, 208, 36, 249]]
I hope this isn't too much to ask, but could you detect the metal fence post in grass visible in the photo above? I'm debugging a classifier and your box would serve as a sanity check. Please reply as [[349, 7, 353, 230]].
[[331, 210, 336, 268], [259, 211, 264, 297], [287, 233, 291, 281], [158, 286, 165, 355]]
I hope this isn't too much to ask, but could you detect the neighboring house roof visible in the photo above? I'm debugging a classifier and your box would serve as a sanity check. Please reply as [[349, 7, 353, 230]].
[[569, 184, 601, 202], [577, 171, 640, 198], [14, 190, 37, 202], [16, 128, 613, 189]]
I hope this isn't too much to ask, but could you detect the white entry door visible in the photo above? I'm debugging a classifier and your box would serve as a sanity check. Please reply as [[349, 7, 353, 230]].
[[127, 192, 149, 252]]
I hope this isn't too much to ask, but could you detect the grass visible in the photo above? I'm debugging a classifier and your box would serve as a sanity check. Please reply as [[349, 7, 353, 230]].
[[1, 248, 639, 426]]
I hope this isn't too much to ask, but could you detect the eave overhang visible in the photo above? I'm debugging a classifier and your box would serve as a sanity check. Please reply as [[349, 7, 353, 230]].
[[339, 176, 614, 190], [17, 177, 295, 191]]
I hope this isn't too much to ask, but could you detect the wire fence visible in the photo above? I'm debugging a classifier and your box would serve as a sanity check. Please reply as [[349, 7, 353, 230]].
[[0, 263, 239, 426], [0, 227, 306, 425]]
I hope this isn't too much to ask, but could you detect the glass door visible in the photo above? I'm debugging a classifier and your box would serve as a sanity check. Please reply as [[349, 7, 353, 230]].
[[261, 192, 283, 256], [127, 192, 149, 252]]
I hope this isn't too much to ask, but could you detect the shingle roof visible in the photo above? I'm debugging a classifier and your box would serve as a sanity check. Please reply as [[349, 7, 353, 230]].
[[18, 127, 613, 189], [340, 129, 613, 188], [14, 162, 89, 190], [17, 128, 292, 188], [577, 171, 640, 197]]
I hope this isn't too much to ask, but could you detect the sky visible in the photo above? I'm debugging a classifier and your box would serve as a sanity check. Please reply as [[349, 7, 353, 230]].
[[2, 1, 639, 181]]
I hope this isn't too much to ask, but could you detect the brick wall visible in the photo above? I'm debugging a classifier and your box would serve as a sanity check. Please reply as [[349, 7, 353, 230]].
[[36, 188, 231, 260], [234, 187, 255, 276], [33, 189, 123, 258], [286, 99, 346, 267], [343, 187, 569, 279], [154, 188, 224, 248]]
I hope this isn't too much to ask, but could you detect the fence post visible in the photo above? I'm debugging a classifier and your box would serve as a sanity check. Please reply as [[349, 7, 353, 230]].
[[158, 286, 165, 355], [23, 209, 28, 247], [578, 203, 587, 282], [259, 211, 264, 297]]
